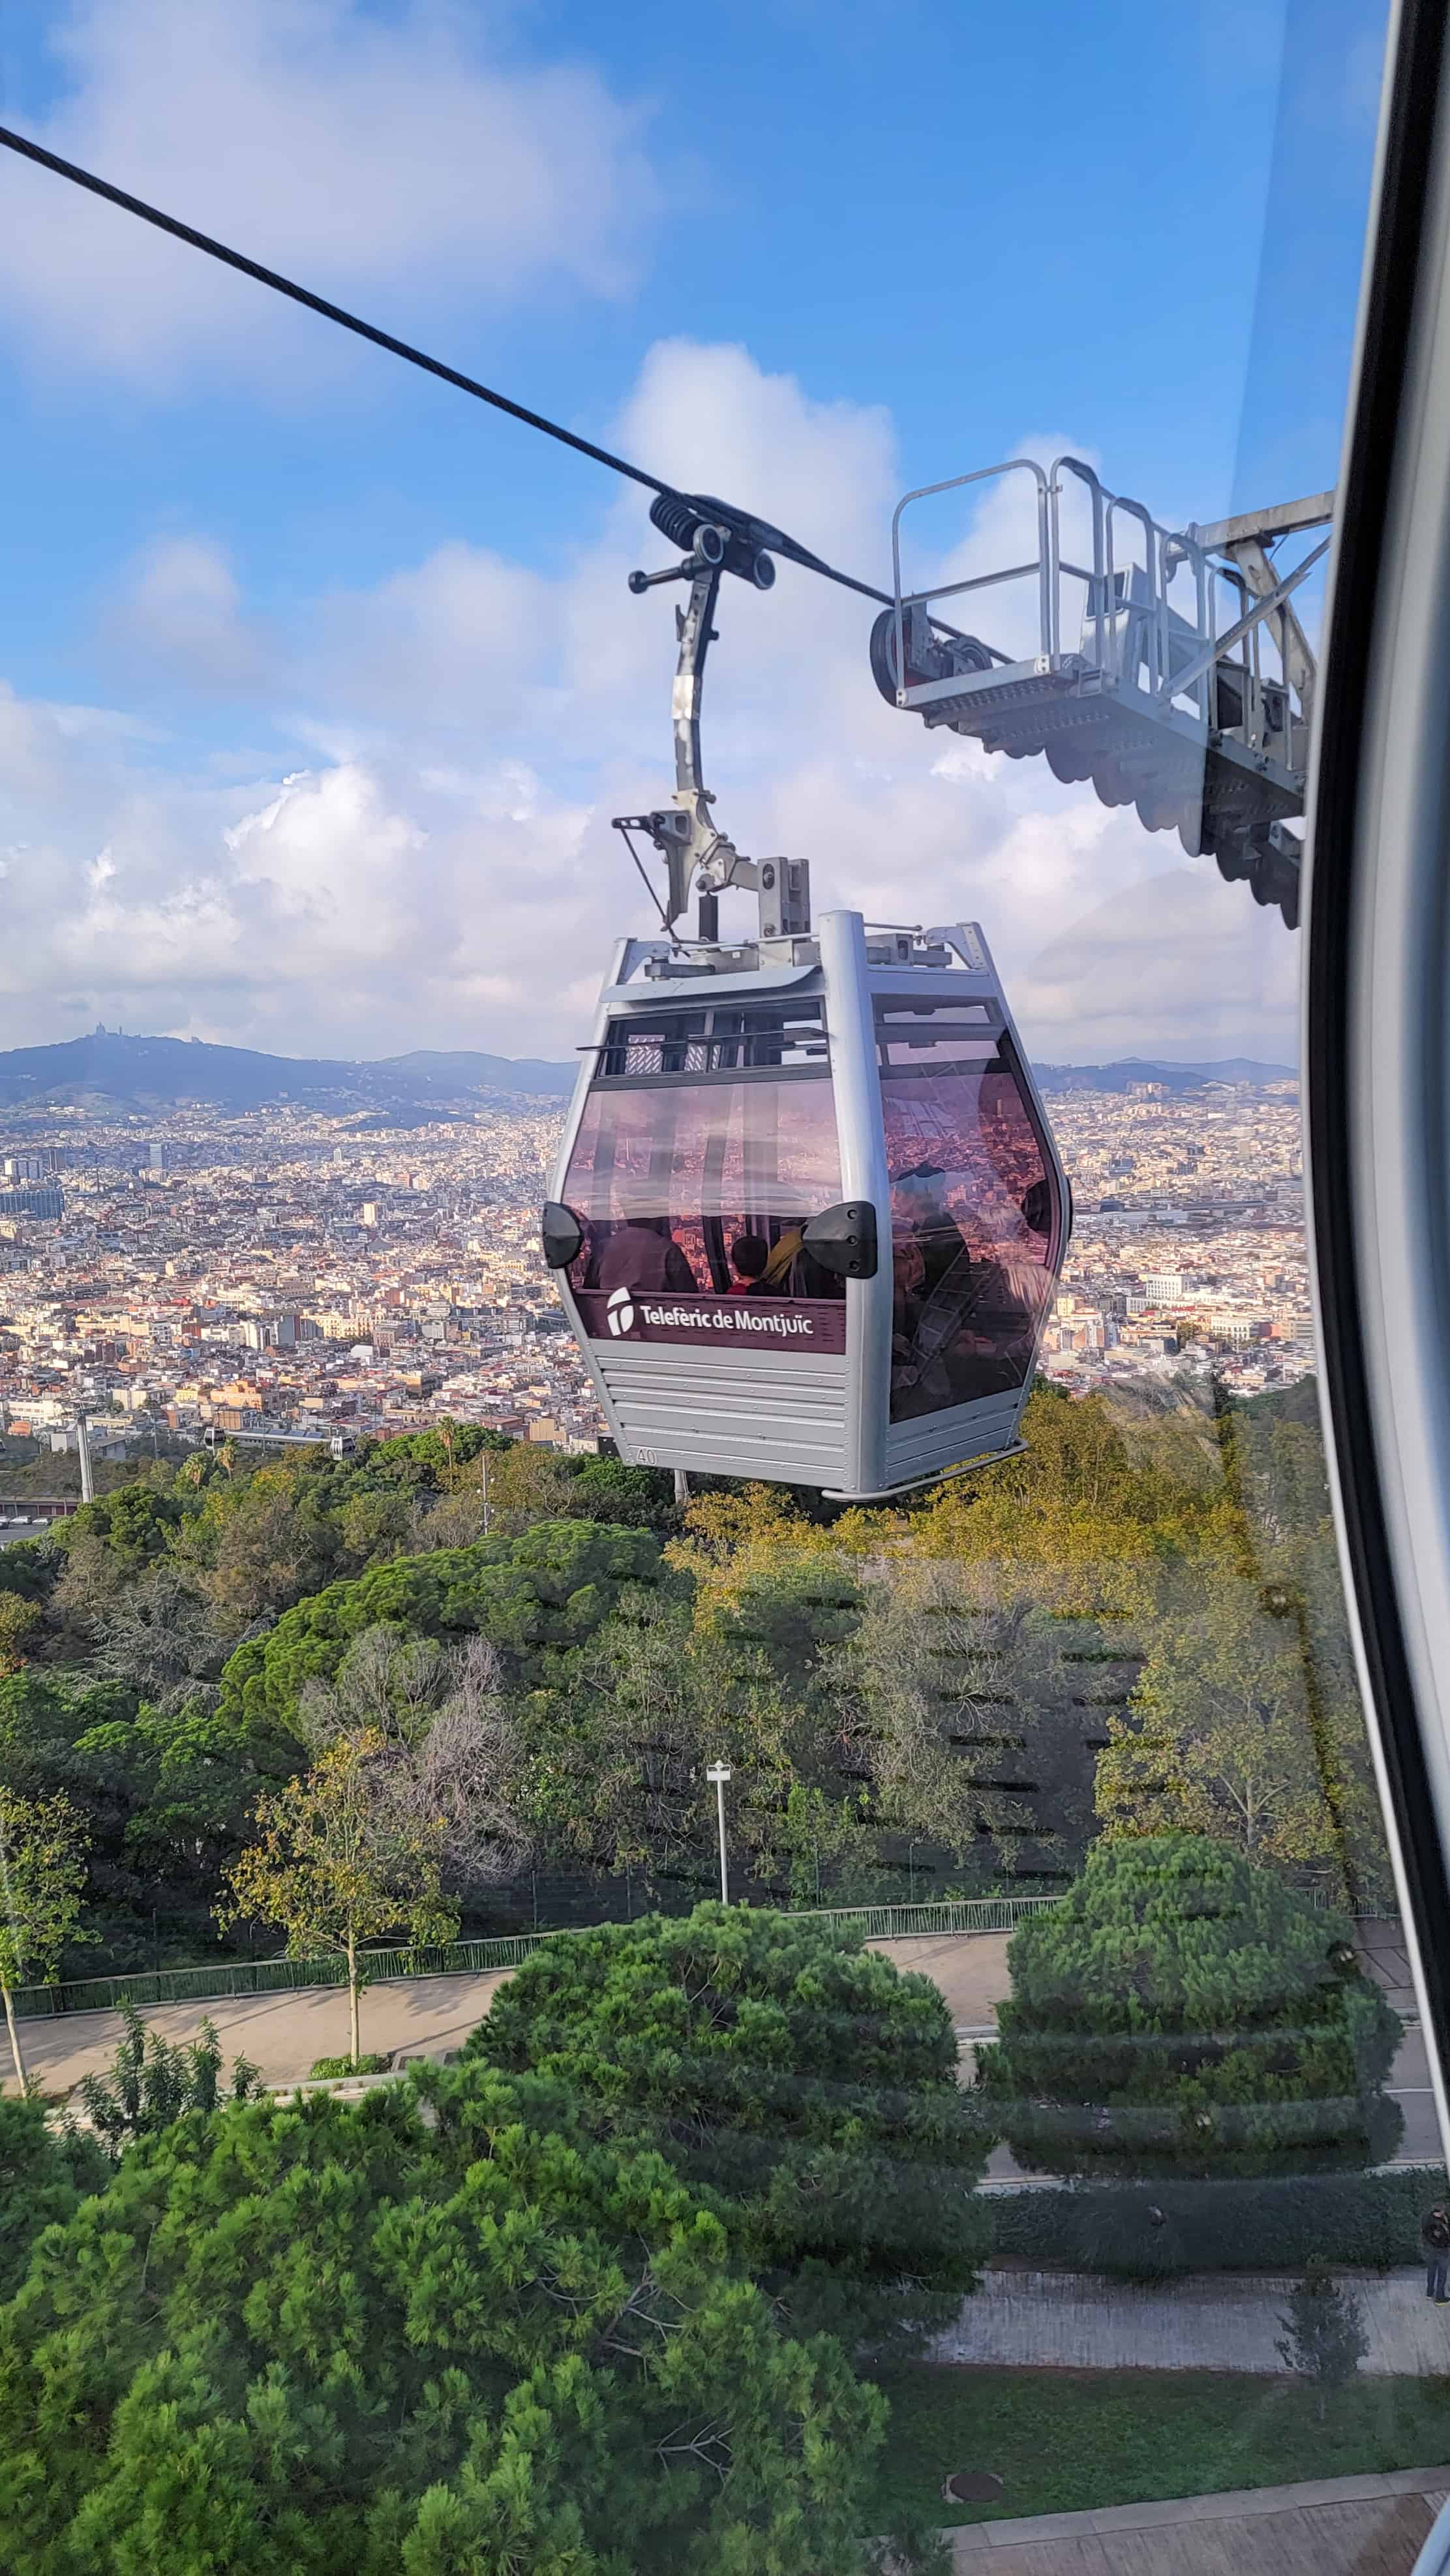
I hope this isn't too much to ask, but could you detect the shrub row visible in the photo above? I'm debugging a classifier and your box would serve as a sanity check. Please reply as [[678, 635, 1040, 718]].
[[988, 2166, 1449, 2279]]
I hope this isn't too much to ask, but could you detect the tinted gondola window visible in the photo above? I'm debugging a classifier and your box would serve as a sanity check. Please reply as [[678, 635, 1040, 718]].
[[879, 1006, 1057, 1418], [562, 1054, 842, 1296]]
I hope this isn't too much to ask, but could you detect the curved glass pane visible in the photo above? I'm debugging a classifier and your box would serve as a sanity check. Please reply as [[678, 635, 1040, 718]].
[[563, 1075, 842, 1296], [881, 1021, 1057, 1415]]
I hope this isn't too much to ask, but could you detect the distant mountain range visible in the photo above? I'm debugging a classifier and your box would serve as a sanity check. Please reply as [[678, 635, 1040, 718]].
[[1033, 1056, 1294, 1095], [0, 1033, 578, 1115], [0, 1033, 1292, 1117]]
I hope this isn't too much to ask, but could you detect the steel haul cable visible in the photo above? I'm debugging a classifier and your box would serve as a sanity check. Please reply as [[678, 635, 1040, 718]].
[[0, 120, 892, 608]]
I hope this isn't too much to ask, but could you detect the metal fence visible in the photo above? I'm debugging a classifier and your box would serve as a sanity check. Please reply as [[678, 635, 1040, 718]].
[[10, 1892, 1062, 2022], [781, 1894, 1061, 1941]]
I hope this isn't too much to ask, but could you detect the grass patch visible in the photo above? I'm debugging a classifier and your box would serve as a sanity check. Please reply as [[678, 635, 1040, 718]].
[[308, 2053, 391, 2078], [862, 2365, 1450, 2530]]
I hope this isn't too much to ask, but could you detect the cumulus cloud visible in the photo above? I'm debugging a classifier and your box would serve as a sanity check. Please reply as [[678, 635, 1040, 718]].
[[0, 0, 658, 380], [114, 537, 275, 692], [0, 339, 1301, 1065]]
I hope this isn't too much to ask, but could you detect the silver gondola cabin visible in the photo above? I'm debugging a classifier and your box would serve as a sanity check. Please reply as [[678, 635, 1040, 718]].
[[541, 492, 1070, 1498]]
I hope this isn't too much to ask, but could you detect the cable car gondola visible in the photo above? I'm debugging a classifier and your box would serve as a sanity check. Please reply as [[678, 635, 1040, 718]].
[[541, 496, 1069, 1496]]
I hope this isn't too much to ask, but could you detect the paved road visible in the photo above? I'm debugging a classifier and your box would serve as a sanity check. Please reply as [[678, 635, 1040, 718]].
[[930, 2262, 1450, 2376], [4, 1929, 1443, 2172], [3, 1937, 1009, 2102], [6, 1968, 514, 2097], [945, 2474, 1450, 2573], [2, 1932, 1017, 2100]]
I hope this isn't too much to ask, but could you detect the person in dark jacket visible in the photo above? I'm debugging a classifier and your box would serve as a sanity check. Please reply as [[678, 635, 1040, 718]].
[[597, 1216, 697, 1296], [1422, 2203, 1450, 2300]]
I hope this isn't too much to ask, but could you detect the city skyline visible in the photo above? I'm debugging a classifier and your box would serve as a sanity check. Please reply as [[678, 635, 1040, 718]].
[[0, 1070, 1316, 1488]]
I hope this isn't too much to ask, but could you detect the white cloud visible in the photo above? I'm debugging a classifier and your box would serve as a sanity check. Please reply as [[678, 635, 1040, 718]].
[[0, 340, 1302, 1064], [0, 0, 658, 381], [116, 536, 273, 691]]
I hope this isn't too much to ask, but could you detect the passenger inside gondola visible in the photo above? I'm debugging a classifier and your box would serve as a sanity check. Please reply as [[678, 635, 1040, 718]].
[[729, 1234, 770, 1291], [879, 1026, 1055, 1421], [562, 1022, 846, 1311], [595, 1213, 699, 1296], [892, 1162, 971, 1295]]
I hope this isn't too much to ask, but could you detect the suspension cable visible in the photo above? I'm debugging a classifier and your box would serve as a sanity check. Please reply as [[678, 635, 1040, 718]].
[[0, 120, 892, 607]]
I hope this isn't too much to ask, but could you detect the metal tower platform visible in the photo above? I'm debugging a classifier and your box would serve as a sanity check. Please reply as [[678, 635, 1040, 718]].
[[873, 459, 1331, 927]]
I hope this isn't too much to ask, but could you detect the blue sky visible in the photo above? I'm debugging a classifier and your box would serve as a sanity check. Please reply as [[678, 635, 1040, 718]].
[[0, 0, 1387, 1063]]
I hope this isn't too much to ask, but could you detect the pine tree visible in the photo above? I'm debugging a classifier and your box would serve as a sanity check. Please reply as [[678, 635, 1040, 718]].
[[0, 2063, 886, 2575], [473, 1900, 991, 2355], [980, 1835, 1404, 2179], [1275, 2257, 1370, 2415]]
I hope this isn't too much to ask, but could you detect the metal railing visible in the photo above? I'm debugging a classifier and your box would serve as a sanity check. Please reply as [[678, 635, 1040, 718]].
[[888, 452, 1300, 746], [10, 1892, 1063, 2022], [781, 1893, 1061, 1940]]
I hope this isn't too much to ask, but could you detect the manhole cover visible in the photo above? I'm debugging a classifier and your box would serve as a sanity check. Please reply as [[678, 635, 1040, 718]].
[[942, 2470, 1004, 2505]]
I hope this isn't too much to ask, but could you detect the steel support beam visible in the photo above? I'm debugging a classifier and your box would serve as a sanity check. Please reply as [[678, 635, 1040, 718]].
[[1186, 490, 1335, 551]]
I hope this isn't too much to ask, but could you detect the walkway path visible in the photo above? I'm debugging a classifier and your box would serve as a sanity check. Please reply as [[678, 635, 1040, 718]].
[[5, 1928, 1440, 2168], [930, 2265, 1450, 2376], [3, 1931, 1017, 2099], [940, 2464, 1450, 2573], [6, 1967, 513, 2097]]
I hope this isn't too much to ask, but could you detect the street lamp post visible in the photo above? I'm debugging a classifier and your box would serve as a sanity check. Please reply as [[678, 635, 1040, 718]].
[[706, 1762, 732, 1905]]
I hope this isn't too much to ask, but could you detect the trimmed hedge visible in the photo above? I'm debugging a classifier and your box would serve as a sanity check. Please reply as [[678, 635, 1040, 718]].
[[988, 2166, 1450, 2279], [979, 1837, 1404, 2181]]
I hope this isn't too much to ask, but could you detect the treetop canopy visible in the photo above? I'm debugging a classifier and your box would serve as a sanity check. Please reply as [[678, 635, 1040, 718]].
[[217, 1518, 667, 1735], [995, 1834, 1375, 2038], [0, 2062, 883, 2576], [477, 1900, 959, 2099], [979, 1836, 1403, 2180], [472, 1901, 991, 2357]]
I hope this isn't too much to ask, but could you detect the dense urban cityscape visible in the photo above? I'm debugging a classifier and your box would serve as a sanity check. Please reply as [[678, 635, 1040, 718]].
[[0, 1059, 1310, 1477]]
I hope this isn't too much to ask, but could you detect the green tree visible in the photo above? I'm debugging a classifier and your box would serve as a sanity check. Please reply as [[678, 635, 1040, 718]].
[[217, 1519, 665, 1738], [51, 1482, 185, 1577], [48, 1530, 131, 1641], [217, 1730, 458, 2068], [907, 1382, 1222, 1587], [1275, 2258, 1370, 2416], [0, 2093, 108, 2299], [0, 1594, 40, 1676], [472, 1902, 991, 2355], [0, 2065, 884, 2575], [0, 1538, 61, 1607], [74, 1696, 299, 1894], [185, 1464, 349, 1629], [838, 1556, 1101, 1885], [335, 1484, 417, 1566], [978, 1836, 1403, 2179], [562, 1453, 681, 1532], [0, 1787, 89, 2091], [1095, 1569, 1364, 1880], [77, 2002, 264, 2155]]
